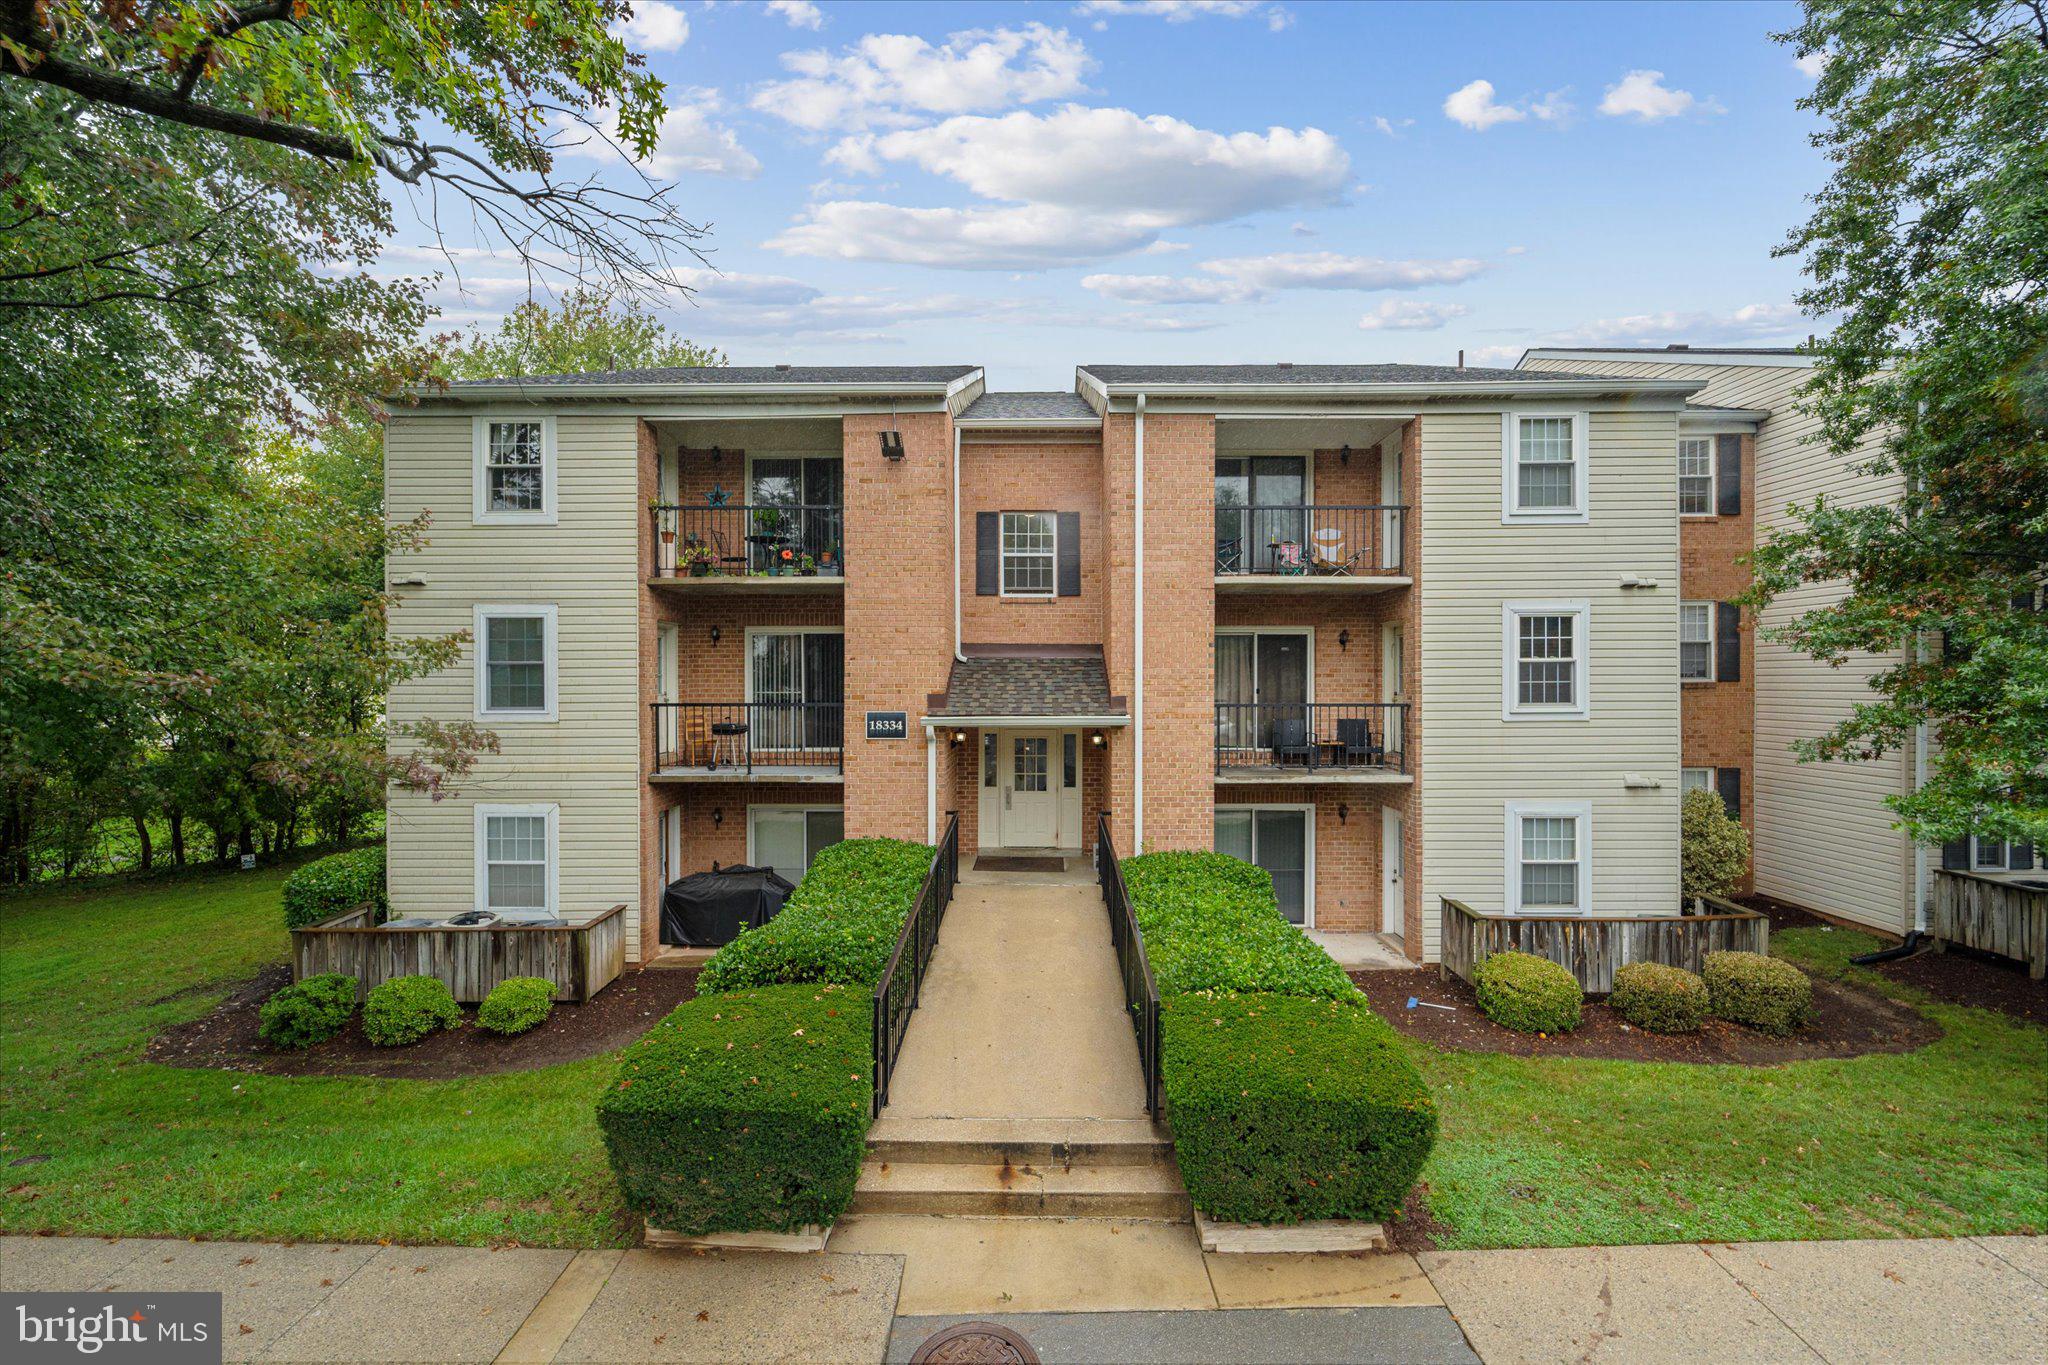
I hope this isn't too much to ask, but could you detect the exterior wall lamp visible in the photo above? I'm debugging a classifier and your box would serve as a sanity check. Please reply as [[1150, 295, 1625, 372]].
[[1339, 443, 1351, 465], [709, 625, 721, 647], [880, 430, 905, 460], [1337, 802, 1349, 825], [951, 729, 967, 746], [1090, 730, 1105, 747], [712, 807, 723, 828]]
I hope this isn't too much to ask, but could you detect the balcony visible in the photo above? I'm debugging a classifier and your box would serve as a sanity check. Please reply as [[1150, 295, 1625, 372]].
[[1213, 505, 1409, 591], [650, 503, 845, 588], [1215, 702, 1411, 783], [651, 702, 844, 782]]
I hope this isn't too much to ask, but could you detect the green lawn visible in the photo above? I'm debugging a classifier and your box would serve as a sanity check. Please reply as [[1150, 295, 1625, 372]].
[[4, 867, 2043, 1250]]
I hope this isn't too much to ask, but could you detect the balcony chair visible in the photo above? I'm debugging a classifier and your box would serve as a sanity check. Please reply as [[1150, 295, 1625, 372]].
[[699, 529, 749, 575], [1270, 717, 1314, 768], [1335, 717, 1383, 768], [1310, 526, 1362, 576], [1215, 537, 1245, 575], [680, 709, 711, 768]]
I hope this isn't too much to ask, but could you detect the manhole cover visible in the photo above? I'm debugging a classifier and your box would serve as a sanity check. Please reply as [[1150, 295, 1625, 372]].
[[908, 1321, 1039, 1364]]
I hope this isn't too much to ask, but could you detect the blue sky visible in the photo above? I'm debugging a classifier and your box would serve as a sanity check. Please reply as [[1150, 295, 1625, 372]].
[[394, 0, 1827, 389]]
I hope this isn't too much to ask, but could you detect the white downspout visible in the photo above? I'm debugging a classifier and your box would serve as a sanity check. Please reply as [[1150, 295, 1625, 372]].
[[1134, 392, 1147, 850], [1913, 633, 1930, 933], [952, 422, 965, 662], [926, 728, 937, 845]]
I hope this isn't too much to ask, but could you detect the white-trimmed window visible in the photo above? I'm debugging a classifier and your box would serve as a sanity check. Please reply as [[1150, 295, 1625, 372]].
[[1000, 511, 1057, 596], [475, 605, 557, 720], [475, 803, 558, 915], [1679, 602, 1714, 683], [1502, 601, 1590, 720], [1506, 802, 1590, 914], [473, 415, 556, 524], [1502, 412, 1588, 523], [1972, 837, 2011, 872], [1678, 437, 1714, 516], [1682, 767, 1715, 795], [750, 806, 845, 885]]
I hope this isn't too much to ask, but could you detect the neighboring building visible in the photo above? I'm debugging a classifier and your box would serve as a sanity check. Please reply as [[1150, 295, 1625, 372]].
[[385, 359, 1727, 966]]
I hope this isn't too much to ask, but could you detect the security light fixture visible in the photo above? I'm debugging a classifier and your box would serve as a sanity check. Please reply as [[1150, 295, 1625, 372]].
[[1339, 444, 1351, 466], [712, 807, 724, 827], [1338, 628, 1351, 651], [880, 430, 905, 461], [710, 445, 723, 463], [952, 729, 967, 746], [1337, 802, 1349, 826], [709, 625, 721, 647], [1090, 730, 1105, 747]]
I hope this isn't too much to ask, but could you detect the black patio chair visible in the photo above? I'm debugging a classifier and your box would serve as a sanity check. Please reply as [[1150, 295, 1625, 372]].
[[1270, 717, 1313, 768], [1335, 717, 1382, 768]]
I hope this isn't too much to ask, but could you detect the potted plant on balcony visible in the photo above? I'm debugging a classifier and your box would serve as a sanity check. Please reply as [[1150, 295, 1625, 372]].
[[649, 497, 675, 547], [797, 553, 817, 577], [677, 543, 715, 577], [775, 546, 796, 576], [818, 546, 839, 574]]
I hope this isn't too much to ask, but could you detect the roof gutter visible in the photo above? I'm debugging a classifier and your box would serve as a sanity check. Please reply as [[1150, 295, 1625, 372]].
[[1089, 378, 1703, 402], [922, 715, 1132, 729], [403, 379, 973, 403]]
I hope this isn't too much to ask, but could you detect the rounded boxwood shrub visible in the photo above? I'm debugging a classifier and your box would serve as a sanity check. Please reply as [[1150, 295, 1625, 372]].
[[1472, 951, 1583, 1033], [282, 846, 387, 930], [1120, 851, 1354, 1001], [478, 977, 557, 1035], [699, 838, 936, 994], [1161, 992, 1437, 1224], [1703, 951, 1812, 1036], [361, 974, 462, 1046], [1608, 962, 1708, 1033], [256, 973, 359, 1049], [598, 983, 871, 1235]]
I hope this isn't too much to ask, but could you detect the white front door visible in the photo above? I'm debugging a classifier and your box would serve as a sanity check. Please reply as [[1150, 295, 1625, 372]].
[[1382, 806, 1405, 935], [1003, 731, 1058, 847]]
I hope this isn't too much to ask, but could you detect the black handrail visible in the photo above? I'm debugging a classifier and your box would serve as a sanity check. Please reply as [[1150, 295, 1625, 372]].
[[871, 812, 960, 1117], [649, 702, 844, 775], [651, 503, 846, 578], [1214, 701, 1409, 774], [1214, 503, 1407, 576], [1095, 811, 1161, 1118]]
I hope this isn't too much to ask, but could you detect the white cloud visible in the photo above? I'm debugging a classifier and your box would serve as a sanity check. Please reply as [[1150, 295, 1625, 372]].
[[1291, 221, 1316, 237], [1463, 344, 1525, 367], [1139, 239, 1192, 254], [1529, 90, 1576, 127], [1598, 69, 1722, 122], [1080, 272, 1253, 304], [1371, 115, 1413, 138], [767, 201, 1160, 270], [766, 0, 825, 30], [671, 269, 822, 306], [750, 24, 1092, 132], [1793, 50, 1828, 79], [1357, 300, 1469, 331], [1544, 302, 1805, 347], [1075, 1, 1264, 20], [1443, 79, 1524, 131], [558, 93, 760, 179], [1082, 251, 1490, 304], [615, 3, 690, 52]]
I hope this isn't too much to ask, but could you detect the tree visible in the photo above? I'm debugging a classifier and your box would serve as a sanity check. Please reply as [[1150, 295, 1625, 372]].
[[1680, 789, 1752, 901], [447, 287, 725, 379], [1755, 1, 2048, 846]]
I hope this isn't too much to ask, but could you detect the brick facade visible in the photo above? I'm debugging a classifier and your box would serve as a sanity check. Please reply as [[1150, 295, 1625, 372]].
[[1680, 431, 1755, 888]]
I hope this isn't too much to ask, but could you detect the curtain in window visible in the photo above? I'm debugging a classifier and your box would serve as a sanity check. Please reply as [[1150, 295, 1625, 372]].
[[1215, 634, 1255, 752]]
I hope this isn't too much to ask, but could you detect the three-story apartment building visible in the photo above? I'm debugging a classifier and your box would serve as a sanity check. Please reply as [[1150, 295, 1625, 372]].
[[385, 361, 1715, 966]]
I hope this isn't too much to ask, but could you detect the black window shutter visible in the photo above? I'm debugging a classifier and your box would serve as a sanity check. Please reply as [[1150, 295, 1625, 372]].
[[1715, 602, 1741, 682], [1056, 512, 1081, 597], [976, 513, 999, 595], [1716, 434, 1742, 516], [1716, 767, 1742, 821], [1940, 839, 1970, 870], [2013, 843, 2036, 871]]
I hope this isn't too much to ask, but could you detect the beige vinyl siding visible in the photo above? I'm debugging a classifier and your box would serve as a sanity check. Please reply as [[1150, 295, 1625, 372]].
[[1417, 408, 1683, 961], [1524, 356, 1914, 933], [384, 413, 645, 952]]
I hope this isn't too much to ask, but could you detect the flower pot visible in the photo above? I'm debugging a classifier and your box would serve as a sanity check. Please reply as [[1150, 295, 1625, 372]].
[[688, 562, 709, 578]]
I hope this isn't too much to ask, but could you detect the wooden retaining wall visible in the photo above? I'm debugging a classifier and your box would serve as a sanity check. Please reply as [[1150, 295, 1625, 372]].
[[1439, 896, 1770, 994], [292, 904, 627, 1002], [1931, 871, 2047, 980]]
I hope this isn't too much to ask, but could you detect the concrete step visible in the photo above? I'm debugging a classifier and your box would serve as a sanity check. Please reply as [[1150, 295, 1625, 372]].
[[867, 1115, 1174, 1168], [847, 1159, 1193, 1221]]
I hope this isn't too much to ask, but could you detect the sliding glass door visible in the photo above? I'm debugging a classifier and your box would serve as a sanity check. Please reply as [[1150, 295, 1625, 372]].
[[748, 631, 844, 751], [1215, 808, 1310, 924], [748, 458, 843, 571], [1215, 631, 1310, 752], [1214, 457, 1307, 572]]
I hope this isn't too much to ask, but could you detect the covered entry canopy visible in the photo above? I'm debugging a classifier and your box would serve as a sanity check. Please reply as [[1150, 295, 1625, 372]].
[[923, 645, 1130, 728]]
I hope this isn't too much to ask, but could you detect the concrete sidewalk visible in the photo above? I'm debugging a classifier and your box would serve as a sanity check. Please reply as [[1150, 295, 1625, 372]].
[[5, 1232, 2043, 1362]]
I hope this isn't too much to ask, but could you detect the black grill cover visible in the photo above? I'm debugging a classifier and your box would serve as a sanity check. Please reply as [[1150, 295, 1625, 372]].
[[660, 864, 794, 947]]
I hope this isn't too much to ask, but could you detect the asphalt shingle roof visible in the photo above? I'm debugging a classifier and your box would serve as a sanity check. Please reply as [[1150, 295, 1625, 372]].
[[932, 653, 1122, 718], [1076, 363, 1622, 386], [958, 391, 1100, 423], [1525, 346, 1810, 356], [449, 364, 979, 387]]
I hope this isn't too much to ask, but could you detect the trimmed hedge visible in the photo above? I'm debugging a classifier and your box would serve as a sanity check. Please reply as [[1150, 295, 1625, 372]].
[[257, 973, 358, 1049], [1704, 951, 1812, 1036], [1120, 851, 1354, 1000], [1608, 962, 1709, 1033], [282, 846, 387, 931], [362, 975, 462, 1046], [597, 984, 871, 1235], [1472, 951, 1583, 1033], [697, 838, 935, 994], [477, 977, 557, 1035], [1161, 992, 1437, 1224]]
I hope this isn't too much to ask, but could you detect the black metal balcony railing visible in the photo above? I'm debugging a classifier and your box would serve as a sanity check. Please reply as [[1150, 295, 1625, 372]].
[[1214, 504, 1407, 576], [1214, 701, 1409, 774], [651, 702, 845, 775], [651, 503, 846, 578]]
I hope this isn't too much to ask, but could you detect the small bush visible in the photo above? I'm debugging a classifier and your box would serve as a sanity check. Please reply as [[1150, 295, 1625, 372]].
[[1120, 851, 1354, 1001], [1703, 951, 1812, 1036], [598, 983, 871, 1235], [1608, 962, 1708, 1033], [477, 977, 556, 1035], [282, 846, 387, 930], [699, 838, 935, 994], [1473, 951, 1583, 1033], [362, 975, 462, 1046], [256, 973, 358, 1049], [1161, 992, 1437, 1224], [1681, 787, 1751, 900]]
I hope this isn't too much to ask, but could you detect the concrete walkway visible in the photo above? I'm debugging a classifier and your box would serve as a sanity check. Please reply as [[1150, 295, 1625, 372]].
[[882, 861, 1149, 1120]]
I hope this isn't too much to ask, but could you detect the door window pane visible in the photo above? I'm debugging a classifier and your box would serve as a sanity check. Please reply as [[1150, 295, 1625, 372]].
[[752, 811, 806, 884], [805, 809, 845, 862], [1257, 809, 1308, 925], [1214, 810, 1253, 862], [1013, 737, 1048, 792], [1063, 733, 1077, 789]]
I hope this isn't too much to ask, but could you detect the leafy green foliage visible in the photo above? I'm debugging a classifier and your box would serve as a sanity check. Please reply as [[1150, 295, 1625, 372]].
[[362, 975, 463, 1047], [1473, 952, 1584, 1034], [1607, 963, 1709, 1034], [698, 839, 935, 994], [1703, 951, 1814, 1036], [448, 290, 725, 381], [597, 985, 872, 1235], [282, 848, 389, 931], [1161, 992, 1437, 1225], [477, 977, 558, 1036], [1680, 788, 1752, 900], [1119, 851, 1354, 1000], [256, 974, 360, 1050], [1756, 1, 2048, 846]]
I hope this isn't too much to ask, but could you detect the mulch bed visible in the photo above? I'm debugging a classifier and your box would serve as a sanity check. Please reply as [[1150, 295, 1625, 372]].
[[1352, 967, 1939, 1064], [147, 963, 699, 1079]]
